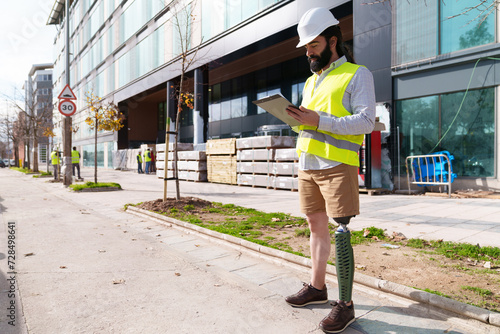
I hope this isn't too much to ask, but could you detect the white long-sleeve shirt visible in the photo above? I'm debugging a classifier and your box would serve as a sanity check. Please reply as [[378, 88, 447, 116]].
[[299, 56, 376, 171]]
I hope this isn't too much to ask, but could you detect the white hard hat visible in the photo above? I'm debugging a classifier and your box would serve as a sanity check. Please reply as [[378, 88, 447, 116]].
[[296, 7, 339, 48]]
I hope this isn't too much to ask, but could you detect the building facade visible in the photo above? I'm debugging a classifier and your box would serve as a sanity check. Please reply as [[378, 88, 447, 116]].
[[24, 64, 54, 170], [392, 1, 499, 191], [47, 0, 499, 191]]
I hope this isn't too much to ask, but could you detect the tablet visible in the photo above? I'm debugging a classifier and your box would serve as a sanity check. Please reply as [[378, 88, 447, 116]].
[[252, 94, 301, 127]]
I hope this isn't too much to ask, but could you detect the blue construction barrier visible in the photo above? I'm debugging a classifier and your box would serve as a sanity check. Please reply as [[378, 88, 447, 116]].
[[406, 151, 457, 197], [412, 151, 457, 184]]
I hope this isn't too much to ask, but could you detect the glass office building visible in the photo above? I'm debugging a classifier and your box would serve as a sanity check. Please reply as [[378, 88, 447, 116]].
[[47, 0, 500, 190], [392, 0, 499, 189]]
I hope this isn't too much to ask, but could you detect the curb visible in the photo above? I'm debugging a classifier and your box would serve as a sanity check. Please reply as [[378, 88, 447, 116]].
[[126, 206, 500, 328]]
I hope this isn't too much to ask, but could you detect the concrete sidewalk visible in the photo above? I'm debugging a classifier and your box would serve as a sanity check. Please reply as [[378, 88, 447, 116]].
[[0, 167, 499, 333]]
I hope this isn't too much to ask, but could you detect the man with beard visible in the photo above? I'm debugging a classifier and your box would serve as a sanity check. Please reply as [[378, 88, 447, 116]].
[[285, 7, 375, 333]]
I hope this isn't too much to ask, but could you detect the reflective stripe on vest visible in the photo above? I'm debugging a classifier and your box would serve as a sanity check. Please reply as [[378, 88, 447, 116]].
[[296, 62, 364, 167], [71, 150, 80, 163]]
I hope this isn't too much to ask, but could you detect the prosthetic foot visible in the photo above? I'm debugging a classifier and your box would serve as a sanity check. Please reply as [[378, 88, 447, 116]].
[[334, 216, 355, 302]]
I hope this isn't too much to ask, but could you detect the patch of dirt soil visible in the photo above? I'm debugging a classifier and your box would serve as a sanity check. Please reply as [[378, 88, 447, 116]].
[[136, 197, 500, 312]]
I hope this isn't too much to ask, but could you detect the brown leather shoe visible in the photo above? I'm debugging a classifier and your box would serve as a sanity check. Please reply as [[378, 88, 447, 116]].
[[319, 300, 355, 333], [285, 282, 328, 307]]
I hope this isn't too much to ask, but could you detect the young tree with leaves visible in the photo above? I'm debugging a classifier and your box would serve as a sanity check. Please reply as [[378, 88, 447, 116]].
[[84, 91, 124, 183]]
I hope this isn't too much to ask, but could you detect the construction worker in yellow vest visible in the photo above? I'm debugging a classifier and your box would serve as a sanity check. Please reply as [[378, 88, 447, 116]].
[[50, 149, 59, 180], [137, 151, 144, 174], [71, 146, 82, 179], [144, 148, 152, 174], [284, 7, 376, 333]]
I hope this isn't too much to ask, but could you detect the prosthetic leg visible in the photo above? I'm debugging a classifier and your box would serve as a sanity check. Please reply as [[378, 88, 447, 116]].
[[333, 216, 355, 302]]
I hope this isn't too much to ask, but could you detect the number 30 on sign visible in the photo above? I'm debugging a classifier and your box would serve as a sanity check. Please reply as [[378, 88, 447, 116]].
[[58, 99, 76, 116]]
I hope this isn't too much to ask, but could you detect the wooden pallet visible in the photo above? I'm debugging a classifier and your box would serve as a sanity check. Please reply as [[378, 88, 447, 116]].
[[358, 188, 391, 196]]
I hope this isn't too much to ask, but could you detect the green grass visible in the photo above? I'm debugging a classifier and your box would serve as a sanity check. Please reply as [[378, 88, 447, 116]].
[[351, 227, 387, 245], [33, 171, 52, 178], [70, 181, 121, 191], [461, 285, 493, 297], [414, 287, 452, 299], [405, 238, 500, 265], [295, 227, 311, 238], [10, 167, 34, 173]]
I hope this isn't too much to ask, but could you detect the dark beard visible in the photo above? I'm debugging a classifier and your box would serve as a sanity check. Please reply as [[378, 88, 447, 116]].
[[308, 45, 333, 73]]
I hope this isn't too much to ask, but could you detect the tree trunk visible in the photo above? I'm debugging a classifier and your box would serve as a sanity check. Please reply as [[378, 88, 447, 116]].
[[14, 144, 19, 167], [33, 133, 39, 172], [94, 122, 98, 184], [174, 74, 184, 200], [26, 141, 31, 170]]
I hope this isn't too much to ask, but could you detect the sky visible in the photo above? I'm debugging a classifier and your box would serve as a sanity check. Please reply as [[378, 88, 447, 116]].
[[0, 1, 57, 106]]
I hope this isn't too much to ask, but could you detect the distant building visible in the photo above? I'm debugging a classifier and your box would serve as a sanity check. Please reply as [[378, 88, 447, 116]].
[[23, 63, 53, 170], [46, 0, 499, 190]]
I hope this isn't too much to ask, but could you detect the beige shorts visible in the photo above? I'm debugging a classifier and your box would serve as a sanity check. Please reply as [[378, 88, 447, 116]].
[[298, 164, 359, 218]]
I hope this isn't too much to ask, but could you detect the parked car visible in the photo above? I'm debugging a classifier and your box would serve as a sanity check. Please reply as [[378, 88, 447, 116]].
[[0, 160, 5, 168], [3, 159, 9, 166]]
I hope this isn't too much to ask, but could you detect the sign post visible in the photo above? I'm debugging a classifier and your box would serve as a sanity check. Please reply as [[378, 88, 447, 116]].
[[58, 83, 77, 186]]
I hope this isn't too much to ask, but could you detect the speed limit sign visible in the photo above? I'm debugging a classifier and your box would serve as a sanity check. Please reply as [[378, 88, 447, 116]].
[[58, 99, 77, 116]]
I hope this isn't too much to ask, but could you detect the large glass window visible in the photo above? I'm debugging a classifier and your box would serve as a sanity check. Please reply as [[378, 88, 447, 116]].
[[119, 0, 163, 46], [440, 2, 494, 54], [395, 1, 437, 65], [107, 141, 114, 168], [83, 143, 105, 167], [173, 4, 191, 56], [396, 87, 494, 177], [397, 96, 439, 157], [153, 25, 165, 68], [291, 82, 305, 107], [180, 107, 193, 126], [158, 102, 166, 131], [202, 0, 226, 40], [395, 0, 495, 65], [202, 0, 282, 41], [209, 83, 221, 121], [440, 89, 495, 177], [207, 58, 309, 122]]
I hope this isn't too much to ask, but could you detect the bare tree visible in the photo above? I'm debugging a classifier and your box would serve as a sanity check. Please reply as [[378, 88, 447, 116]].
[[166, 0, 204, 201], [5, 87, 53, 172], [0, 110, 23, 167]]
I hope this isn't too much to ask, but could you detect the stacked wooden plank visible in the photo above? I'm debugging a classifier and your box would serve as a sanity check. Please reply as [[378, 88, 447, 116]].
[[236, 136, 298, 190], [206, 138, 237, 184]]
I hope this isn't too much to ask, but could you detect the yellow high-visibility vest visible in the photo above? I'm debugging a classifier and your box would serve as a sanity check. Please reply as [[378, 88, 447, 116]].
[[71, 150, 80, 164], [144, 150, 151, 162], [296, 62, 364, 167], [51, 151, 59, 165]]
